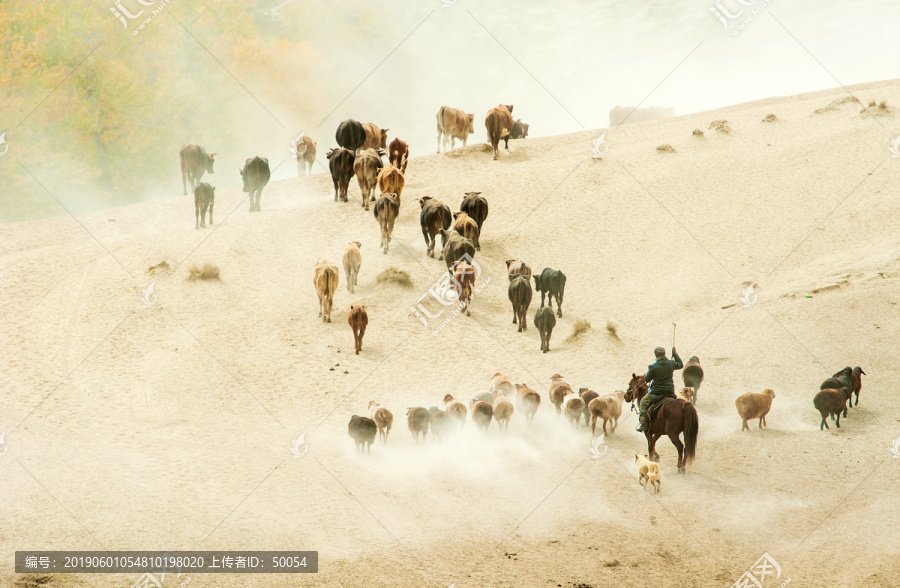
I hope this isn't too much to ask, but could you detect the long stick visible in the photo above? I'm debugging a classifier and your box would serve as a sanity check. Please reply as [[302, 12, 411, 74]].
[[671, 322, 677, 349]]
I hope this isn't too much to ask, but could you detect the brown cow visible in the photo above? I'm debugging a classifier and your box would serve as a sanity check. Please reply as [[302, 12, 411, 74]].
[[440, 230, 476, 275], [452, 211, 479, 246], [353, 148, 384, 210], [436, 106, 475, 153], [342, 241, 362, 293], [485, 104, 514, 160], [453, 260, 476, 316], [361, 123, 389, 152], [348, 305, 368, 355], [326, 147, 356, 203], [313, 260, 339, 323], [180, 144, 216, 196], [373, 193, 400, 254], [418, 196, 453, 259], [193, 182, 215, 229], [459, 192, 488, 250], [506, 259, 532, 282], [508, 274, 532, 332], [389, 137, 409, 173], [377, 164, 405, 207], [289, 133, 317, 176]]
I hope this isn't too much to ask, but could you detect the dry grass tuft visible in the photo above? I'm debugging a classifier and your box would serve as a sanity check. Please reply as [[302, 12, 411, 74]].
[[656, 144, 676, 153], [692, 128, 704, 137], [606, 321, 620, 340], [762, 113, 778, 122], [188, 262, 220, 281], [376, 267, 413, 287], [708, 119, 731, 134], [566, 318, 592, 343]]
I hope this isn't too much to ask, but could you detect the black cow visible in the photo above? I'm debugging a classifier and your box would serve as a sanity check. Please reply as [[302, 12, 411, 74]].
[[419, 196, 452, 259], [511, 119, 529, 140], [180, 144, 216, 196], [335, 119, 366, 153], [240, 156, 270, 212], [534, 306, 556, 353], [534, 268, 566, 318], [326, 148, 356, 202], [439, 229, 475, 275], [460, 192, 488, 250], [194, 182, 215, 229], [508, 275, 532, 332]]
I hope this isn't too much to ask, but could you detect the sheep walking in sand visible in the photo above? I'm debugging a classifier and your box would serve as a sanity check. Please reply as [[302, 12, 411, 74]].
[[443, 394, 467, 428], [635, 454, 660, 493], [489, 372, 514, 398], [813, 388, 850, 430], [549, 374, 573, 416], [471, 400, 494, 433], [562, 392, 585, 428], [429, 407, 455, 442], [734, 389, 775, 431], [368, 401, 393, 443], [588, 390, 625, 437], [407, 406, 430, 443], [515, 384, 541, 425], [492, 390, 515, 433]]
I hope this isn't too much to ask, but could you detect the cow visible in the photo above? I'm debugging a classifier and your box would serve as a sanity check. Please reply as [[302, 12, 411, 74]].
[[454, 260, 476, 316], [377, 164, 405, 208], [342, 241, 361, 293], [180, 144, 216, 196], [239, 156, 270, 212], [451, 211, 479, 247], [440, 229, 475, 275], [353, 148, 384, 210], [348, 305, 368, 355], [534, 267, 566, 318], [511, 119, 529, 140], [361, 123, 389, 152], [508, 275, 532, 332], [326, 148, 356, 203], [289, 133, 317, 176], [436, 106, 475, 153], [335, 119, 366, 152], [506, 259, 532, 282], [485, 104, 514, 160], [373, 193, 400, 254], [389, 137, 409, 173], [313, 260, 339, 323], [534, 306, 556, 353], [418, 196, 452, 259], [460, 192, 488, 250], [194, 182, 215, 229]]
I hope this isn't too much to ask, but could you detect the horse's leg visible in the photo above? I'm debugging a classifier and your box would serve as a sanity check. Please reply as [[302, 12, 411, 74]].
[[647, 432, 659, 462], [670, 431, 685, 473]]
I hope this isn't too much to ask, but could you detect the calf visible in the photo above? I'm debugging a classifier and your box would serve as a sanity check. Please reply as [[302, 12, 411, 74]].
[[388, 137, 409, 173], [485, 104, 514, 160], [348, 305, 368, 355], [534, 267, 566, 318], [335, 119, 366, 152], [436, 106, 475, 153], [289, 132, 316, 176], [510, 119, 529, 142], [454, 260, 476, 316], [348, 415, 377, 453], [180, 144, 215, 196], [508, 275, 532, 332], [313, 260, 339, 323], [194, 182, 215, 229], [373, 193, 400, 254], [506, 259, 531, 282], [440, 230, 475, 275], [342, 241, 361, 293], [814, 387, 850, 430], [734, 388, 775, 431], [377, 164, 405, 207], [419, 196, 452, 258], [353, 149, 384, 210], [533, 306, 556, 353], [240, 156, 270, 212], [459, 192, 488, 250], [452, 211, 479, 246], [326, 147, 356, 203], [361, 122, 389, 152]]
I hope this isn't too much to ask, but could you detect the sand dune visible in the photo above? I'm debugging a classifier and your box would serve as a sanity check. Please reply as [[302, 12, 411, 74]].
[[3, 79, 900, 587]]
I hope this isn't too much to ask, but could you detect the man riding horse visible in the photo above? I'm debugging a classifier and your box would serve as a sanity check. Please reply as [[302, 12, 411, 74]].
[[636, 346, 683, 432]]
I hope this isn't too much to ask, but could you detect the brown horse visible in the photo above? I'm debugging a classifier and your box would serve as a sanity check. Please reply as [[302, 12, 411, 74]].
[[625, 373, 699, 474]]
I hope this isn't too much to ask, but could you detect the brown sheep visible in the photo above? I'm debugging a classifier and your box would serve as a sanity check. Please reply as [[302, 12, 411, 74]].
[[515, 384, 541, 425], [443, 394, 467, 428], [578, 388, 599, 427], [492, 392, 515, 432], [814, 388, 850, 430], [367, 401, 394, 443], [562, 392, 585, 428], [471, 400, 493, 432], [734, 389, 775, 431], [348, 415, 377, 454], [429, 407, 455, 442], [490, 373, 514, 397], [588, 390, 625, 436], [407, 406, 431, 442], [549, 374, 572, 416], [677, 387, 695, 403]]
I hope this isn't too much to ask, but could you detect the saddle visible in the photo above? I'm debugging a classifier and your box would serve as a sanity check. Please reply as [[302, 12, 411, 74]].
[[648, 397, 673, 422]]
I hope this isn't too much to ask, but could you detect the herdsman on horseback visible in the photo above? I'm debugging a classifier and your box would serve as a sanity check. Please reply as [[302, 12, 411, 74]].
[[636, 346, 683, 432]]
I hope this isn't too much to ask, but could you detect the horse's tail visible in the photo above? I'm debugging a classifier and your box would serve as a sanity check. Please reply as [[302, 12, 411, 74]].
[[683, 401, 698, 464]]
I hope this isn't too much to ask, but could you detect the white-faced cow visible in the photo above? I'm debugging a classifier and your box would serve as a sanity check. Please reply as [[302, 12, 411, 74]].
[[485, 104, 514, 160], [373, 193, 400, 254], [335, 119, 366, 152], [194, 182, 215, 229], [239, 156, 270, 212], [460, 192, 488, 250], [361, 123, 389, 152], [353, 148, 384, 210], [180, 144, 216, 196], [327, 148, 356, 203], [436, 106, 475, 153], [389, 137, 409, 173], [418, 196, 452, 259], [534, 267, 566, 318], [289, 133, 317, 176]]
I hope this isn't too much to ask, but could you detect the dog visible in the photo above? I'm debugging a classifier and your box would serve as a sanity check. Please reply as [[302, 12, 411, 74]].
[[635, 454, 661, 493]]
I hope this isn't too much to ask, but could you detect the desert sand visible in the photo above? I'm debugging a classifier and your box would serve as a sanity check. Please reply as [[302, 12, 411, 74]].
[[3, 79, 900, 588]]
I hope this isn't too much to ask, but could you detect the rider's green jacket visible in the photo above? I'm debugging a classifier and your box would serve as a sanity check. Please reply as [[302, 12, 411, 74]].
[[643, 351, 684, 399]]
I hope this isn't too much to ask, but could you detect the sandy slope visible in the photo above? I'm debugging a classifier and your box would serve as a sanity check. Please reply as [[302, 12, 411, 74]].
[[3, 79, 900, 588]]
